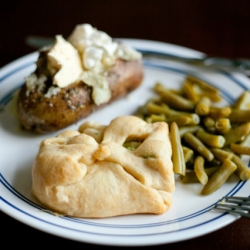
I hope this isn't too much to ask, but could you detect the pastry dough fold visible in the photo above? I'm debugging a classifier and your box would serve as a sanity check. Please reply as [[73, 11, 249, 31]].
[[32, 116, 174, 218]]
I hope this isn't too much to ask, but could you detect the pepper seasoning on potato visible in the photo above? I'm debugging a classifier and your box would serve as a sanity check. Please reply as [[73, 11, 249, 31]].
[[17, 24, 143, 133]]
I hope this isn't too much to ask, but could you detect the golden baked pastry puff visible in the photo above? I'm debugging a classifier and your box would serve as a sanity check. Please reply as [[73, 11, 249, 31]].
[[32, 116, 175, 218]]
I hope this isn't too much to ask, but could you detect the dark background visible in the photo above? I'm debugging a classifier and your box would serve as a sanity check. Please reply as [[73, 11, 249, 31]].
[[1, 0, 250, 68], [1, 0, 250, 249]]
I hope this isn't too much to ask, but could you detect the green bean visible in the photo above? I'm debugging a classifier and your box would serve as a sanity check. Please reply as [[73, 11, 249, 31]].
[[202, 116, 216, 134], [231, 154, 250, 181], [168, 88, 185, 96], [209, 106, 232, 119], [240, 133, 250, 147], [194, 156, 208, 185], [200, 92, 222, 102], [166, 116, 194, 127], [183, 80, 200, 102], [186, 76, 219, 94], [123, 141, 141, 151], [201, 159, 237, 195], [180, 170, 199, 183], [146, 114, 166, 123], [185, 76, 222, 102], [223, 122, 250, 146], [195, 97, 211, 116], [181, 166, 219, 183], [205, 158, 222, 167], [203, 116, 215, 128], [145, 116, 151, 123], [154, 83, 195, 111], [230, 143, 250, 155], [164, 115, 199, 127], [196, 128, 225, 148], [215, 118, 231, 134], [186, 154, 195, 169], [134, 101, 152, 119], [134, 79, 249, 196], [173, 113, 200, 125], [234, 91, 250, 110], [182, 146, 194, 163], [170, 122, 186, 176], [228, 109, 250, 122], [178, 125, 201, 138], [183, 132, 214, 161], [157, 105, 196, 119], [205, 126, 217, 134], [146, 101, 170, 115], [210, 148, 233, 162], [146, 101, 200, 125]]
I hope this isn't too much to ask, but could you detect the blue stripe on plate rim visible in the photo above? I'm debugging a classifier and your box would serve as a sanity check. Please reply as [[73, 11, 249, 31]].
[[137, 48, 249, 91], [0, 173, 247, 230], [0, 51, 249, 236], [0, 61, 34, 83], [0, 197, 247, 238]]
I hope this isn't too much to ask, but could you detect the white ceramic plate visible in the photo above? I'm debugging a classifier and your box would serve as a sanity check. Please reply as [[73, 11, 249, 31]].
[[0, 39, 249, 246]]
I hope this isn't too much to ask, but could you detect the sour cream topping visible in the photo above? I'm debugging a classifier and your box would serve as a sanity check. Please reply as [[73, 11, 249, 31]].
[[26, 23, 142, 105], [48, 35, 83, 88]]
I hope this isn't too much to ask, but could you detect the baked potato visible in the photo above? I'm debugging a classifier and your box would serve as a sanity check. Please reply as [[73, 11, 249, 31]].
[[17, 59, 143, 133], [17, 24, 144, 133]]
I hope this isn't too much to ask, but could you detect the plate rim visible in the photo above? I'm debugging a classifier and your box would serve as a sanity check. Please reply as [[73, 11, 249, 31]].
[[0, 38, 249, 246]]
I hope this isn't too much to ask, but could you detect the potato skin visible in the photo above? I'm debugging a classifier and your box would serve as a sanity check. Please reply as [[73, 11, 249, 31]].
[[17, 59, 143, 133]]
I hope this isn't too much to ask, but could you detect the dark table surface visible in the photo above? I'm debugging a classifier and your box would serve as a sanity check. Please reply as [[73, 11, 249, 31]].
[[1, 0, 250, 249]]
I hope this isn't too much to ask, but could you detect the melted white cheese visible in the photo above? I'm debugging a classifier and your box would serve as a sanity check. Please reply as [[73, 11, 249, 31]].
[[26, 24, 142, 105], [80, 71, 111, 105], [25, 73, 47, 96], [47, 35, 83, 88]]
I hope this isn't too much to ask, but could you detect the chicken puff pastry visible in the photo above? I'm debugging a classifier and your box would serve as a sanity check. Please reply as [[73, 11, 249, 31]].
[[32, 116, 174, 218]]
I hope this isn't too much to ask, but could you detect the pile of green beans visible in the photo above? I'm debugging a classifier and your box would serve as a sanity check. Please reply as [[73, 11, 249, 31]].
[[135, 75, 250, 195]]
